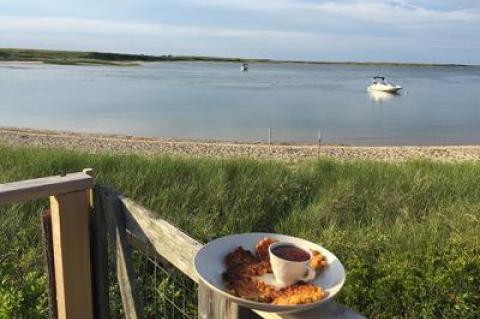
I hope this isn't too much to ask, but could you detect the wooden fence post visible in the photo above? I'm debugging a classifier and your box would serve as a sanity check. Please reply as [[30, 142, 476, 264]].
[[103, 190, 144, 319], [41, 209, 57, 319], [198, 282, 259, 319], [91, 186, 110, 319], [50, 190, 94, 319]]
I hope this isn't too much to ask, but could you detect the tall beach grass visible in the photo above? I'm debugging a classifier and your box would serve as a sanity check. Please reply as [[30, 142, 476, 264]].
[[0, 144, 478, 318]]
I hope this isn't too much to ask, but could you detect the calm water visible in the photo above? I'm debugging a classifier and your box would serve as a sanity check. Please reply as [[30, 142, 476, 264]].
[[1, 62, 479, 145]]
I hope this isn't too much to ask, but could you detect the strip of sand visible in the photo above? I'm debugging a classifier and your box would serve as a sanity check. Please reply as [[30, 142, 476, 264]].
[[0, 61, 44, 65], [0, 127, 479, 162]]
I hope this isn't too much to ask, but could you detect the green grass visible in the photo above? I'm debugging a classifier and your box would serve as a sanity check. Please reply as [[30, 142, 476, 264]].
[[0, 48, 472, 67], [0, 144, 479, 318], [0, 48, 268, 66]]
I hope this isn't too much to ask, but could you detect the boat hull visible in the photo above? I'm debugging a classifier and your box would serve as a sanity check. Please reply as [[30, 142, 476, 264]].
[[368, 85, 402, 93]]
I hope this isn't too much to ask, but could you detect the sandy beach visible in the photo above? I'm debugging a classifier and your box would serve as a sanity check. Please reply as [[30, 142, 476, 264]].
[[1, 127, 479, 162]]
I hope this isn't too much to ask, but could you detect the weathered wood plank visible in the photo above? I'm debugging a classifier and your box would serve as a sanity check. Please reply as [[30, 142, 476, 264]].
[[126, 230, 170, 267], [198, 281, 256, 319], [50, 190, 93, 319], [91, 186, 110, 319], [0, 172, 364, 319], [97, 187, 253, 319], [102, 190, 144, 319], [0, 172, 93, 204], [99, 186, 364, 319], [41, 209, 58, 319], [116, 194, 203, 282], [116, 192, 259, 319]]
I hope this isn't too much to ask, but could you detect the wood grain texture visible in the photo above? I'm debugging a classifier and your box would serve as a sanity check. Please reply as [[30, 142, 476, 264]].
[[102, 190, 144, 319], [98, 186, 255, 319], [0, 172, 93, 204], [117, 194, 203, 282], [91, 186, 110, 319], [97, 186, 364, 319], [41, 209, 58, 319], [198, 281, 257, 319], [50, 191, 93, 319], [126, 230, 170, 267]]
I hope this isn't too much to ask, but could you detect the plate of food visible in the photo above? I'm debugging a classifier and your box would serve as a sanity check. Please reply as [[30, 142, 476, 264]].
[[193, 232, 345, 314]]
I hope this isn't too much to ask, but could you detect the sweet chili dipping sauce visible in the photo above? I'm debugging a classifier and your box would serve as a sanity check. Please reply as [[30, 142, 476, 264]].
[[271, 245, 310, 262]]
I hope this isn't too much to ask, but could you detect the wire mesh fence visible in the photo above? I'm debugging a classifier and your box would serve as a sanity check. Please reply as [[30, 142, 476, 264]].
[[107, 238, 198, 319], [133, 244, 198, 319]]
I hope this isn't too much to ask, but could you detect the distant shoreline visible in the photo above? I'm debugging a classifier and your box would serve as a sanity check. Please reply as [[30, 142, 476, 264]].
[[0, 48, 473, 67], [1, 127, 479, 162]]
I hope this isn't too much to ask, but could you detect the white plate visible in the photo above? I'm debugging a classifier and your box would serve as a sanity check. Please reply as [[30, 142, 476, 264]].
[[193, 232, 346, 314]]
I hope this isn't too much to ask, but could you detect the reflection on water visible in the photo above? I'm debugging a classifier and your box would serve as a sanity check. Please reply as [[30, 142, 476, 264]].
[[0, 62, 479, 145], [368, 90, 400, 104]]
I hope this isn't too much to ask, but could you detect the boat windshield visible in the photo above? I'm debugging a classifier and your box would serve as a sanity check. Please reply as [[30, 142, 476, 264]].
[[372, 78, 389, 85]]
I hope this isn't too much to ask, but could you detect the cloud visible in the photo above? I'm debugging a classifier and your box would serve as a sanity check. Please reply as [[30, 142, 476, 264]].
[[186, 0, 480, 26], [315, 1, 480, 25], [0, 16, 313, 38], [186, 0, 298, 11], [0, 2, 478, 64]]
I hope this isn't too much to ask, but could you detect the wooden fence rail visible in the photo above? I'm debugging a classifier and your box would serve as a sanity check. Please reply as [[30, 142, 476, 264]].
[[97, 185, 364, 319], [0, 171, 364, 319], [0, 170, 95, 319]]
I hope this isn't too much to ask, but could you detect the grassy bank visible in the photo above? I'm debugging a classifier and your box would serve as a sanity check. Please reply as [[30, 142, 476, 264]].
[[0, 48, 470, 67], [0, 144, 479, 318], [0, 48, 267, 66]]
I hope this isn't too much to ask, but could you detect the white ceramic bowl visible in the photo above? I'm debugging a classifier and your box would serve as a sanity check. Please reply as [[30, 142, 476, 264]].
[[194, 232, 345, 314]]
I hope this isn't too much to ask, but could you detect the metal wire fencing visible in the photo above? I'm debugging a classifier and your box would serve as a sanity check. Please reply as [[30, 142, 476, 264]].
[[132, 244, 198, 319], [107, 239, 198, 319]]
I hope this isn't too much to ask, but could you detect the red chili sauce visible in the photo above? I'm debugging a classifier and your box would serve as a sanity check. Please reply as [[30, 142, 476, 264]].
[[271, 245, 310, 262]]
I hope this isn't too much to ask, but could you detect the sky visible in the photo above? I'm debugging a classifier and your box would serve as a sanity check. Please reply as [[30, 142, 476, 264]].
[[0, 0, 479, 64]]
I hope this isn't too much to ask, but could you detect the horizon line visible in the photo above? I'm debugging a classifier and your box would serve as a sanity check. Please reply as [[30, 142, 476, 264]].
[[0, 47, 475, 67]]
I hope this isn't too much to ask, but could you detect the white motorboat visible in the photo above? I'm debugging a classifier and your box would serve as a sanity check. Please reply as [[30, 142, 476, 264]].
[[240, 63, 248, 72], [368, 76, 402, 93]]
